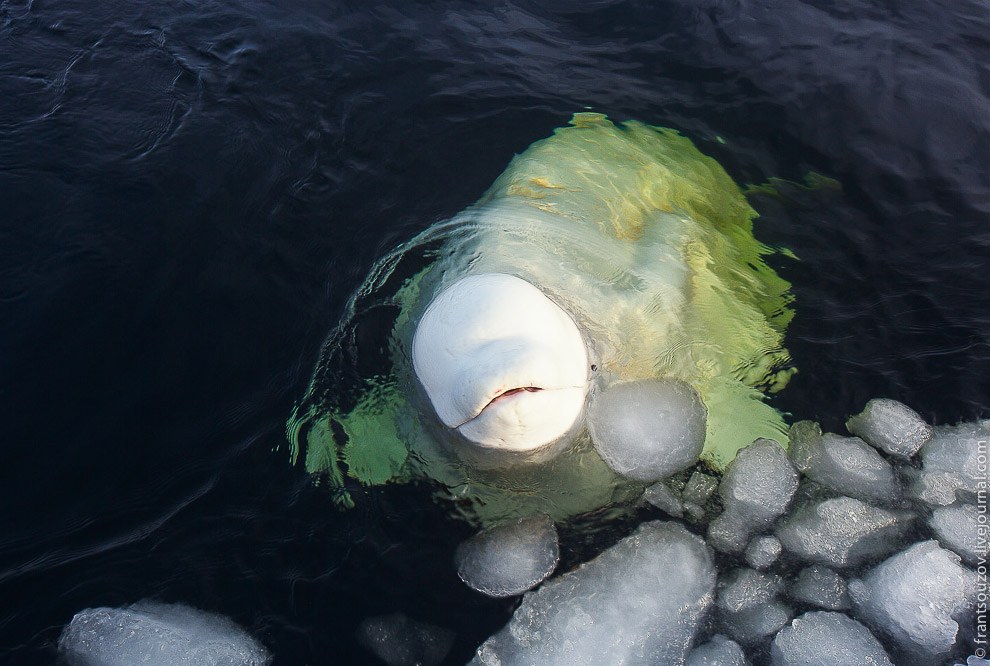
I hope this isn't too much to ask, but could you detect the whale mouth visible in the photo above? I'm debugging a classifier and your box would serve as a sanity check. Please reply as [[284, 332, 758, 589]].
[[452, 386, 544, 429], [483, 386, 543, 410]]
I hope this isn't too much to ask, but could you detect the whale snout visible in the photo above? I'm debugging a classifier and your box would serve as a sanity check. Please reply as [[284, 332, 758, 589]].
[[412, 273, 589, 453]]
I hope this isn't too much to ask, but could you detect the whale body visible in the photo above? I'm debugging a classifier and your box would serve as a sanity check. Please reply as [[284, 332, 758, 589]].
[[287, 113, 795, 526]]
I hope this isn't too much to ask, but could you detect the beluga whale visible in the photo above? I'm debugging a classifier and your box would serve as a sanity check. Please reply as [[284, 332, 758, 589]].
[[287, 113, 796, 527]]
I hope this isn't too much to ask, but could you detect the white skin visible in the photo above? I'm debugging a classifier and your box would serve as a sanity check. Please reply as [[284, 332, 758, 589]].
[[412, 273, 590, 454]]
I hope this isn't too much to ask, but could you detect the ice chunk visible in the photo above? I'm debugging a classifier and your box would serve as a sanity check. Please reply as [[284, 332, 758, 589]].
[[952, 658, 990, 666], [789, 565, 850, 611], [717, 568, 785, 613], [769, 611, 893, 666], [848, 540, 978, 666], [684, 471, 718, 505], [57, 600, 271, 666], [845, 398, 932, 457], [588, 379, 707, 482], [744, 535, 782, 570], [775, 496, 913, 568], [685, 634, 750, 666], [721, 600, 793, 645], [455, 515, 559, 597], [788, 423, 899, 504], [707, 439, 799, 553], [930, 503, 986, 566], [909, 420, 990, 506], [356, 613, 454, 666], [642, 481, 683, 517], [471, 521, 716, 666]]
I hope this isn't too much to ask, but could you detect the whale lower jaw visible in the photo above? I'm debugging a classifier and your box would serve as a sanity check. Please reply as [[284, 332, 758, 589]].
[[455, 386, 587, 452]]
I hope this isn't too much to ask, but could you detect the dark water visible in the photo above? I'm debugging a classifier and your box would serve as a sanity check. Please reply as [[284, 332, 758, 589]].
[[1, 0, 988, 663]]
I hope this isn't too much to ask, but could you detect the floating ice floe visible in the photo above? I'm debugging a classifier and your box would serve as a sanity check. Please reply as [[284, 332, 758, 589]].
[[788, 564, 850, 611], [588, 378, 707, 482], [685, 634, 750, 666], [721, 599, 794, 646], [908, 420, 990, 506], [642, 480, 684, 517], [769, 611, 893, 666], [717, 568, 786, 614], [845, 398, 933, 458], [929, 503, 987, 566], [848, 540, 979, 666], [775, 496, 913, 568], [470, 521, 715, 666], [57, 600, 271, 666], [787, 422, 899, 505], [356, 612, 454, 666], [744, 535, 782, 570], [707, 439, 799, 553], [455, 514, 560, 597]]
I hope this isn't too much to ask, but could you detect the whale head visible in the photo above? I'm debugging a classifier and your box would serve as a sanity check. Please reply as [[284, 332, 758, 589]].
[[412, 273, 589, 454]]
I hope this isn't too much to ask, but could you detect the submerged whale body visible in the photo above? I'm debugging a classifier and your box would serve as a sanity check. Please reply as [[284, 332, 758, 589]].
[[287, 113, 795, 526]]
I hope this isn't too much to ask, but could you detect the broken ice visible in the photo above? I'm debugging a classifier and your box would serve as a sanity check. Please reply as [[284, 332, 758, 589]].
[[909, 420, 990, 506], [685, 634, 750, 666], [356, 612, 454, 666], [744, 535, 782, 570], [845, 398, 932, 458], [770, 611, 893, 666], [929, 503, 987, 566], [588, 378, 707, 482], [848, 540, 978, 666], [455, 514, 560, 597], [787, 422, 899, 504], [775, 496, 913, 568], [789, 565, 850, 611], [707, 439, 799, 553], [471, 521, 715, 666], [57, 600, 271, 666]]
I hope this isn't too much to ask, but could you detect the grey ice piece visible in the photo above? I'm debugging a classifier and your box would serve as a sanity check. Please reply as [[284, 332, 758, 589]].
[[769, 611, 893, 666], [930, 503, 987, 566], [470, 521, 716, 666], [455, 515, 559, 598], [356, 613, 454, 666], [788, 423, 899, 504], [848, 540, 978, 666], [717, 568, 785, 613], [721, 599, 793, 646], [642, 480, 684, 517], [789, 565, 850, 610], [684, 470, 719, 505], [685, 634, 750, 666], [707, 439, 800, 553], [845, 398, 932, 457], [588, 378, 707, 482], [57, 600, 271, 666], [744, 535, 782, 570], [909, 420, 990, 506], [775, 496, 913, 568]]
